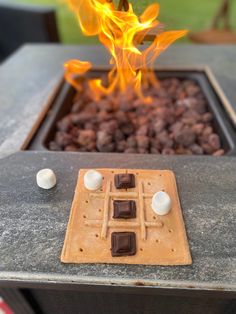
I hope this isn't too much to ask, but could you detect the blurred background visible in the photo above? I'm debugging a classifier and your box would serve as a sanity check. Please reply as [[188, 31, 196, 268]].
[[4, 0, 236, 44]]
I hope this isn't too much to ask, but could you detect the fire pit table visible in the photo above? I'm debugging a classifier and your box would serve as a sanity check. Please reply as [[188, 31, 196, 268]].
[[0, 45, 236, 314]]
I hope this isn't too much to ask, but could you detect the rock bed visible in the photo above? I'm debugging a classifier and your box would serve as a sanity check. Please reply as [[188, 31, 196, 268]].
[[49, 77, 225, 155]]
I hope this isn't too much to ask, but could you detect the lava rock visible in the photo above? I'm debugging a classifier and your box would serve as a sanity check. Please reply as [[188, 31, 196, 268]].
[[49, 77, 225, 155], [136, 135, 149, 149], [208, 133, 221, 150], [55, 132, 73, 148], [77, 130, 96, 148], [96, 131, 114, 152], [174, 128, 196, 147], [213, 149, 225, 156]]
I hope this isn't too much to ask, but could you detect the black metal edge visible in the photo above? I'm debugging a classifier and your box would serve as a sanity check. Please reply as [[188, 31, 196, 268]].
[[0, 279, 236, 299], [27, 70, 236, 156]]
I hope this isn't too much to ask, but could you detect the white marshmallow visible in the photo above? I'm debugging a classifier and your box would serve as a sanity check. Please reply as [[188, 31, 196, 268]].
[[36, 169, 57, 190], [84, 170, 103, 191], [151, 191, 172, 216]]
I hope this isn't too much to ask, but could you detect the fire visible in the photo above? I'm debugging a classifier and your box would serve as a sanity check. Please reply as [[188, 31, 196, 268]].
[[64, 0, 187, 100]]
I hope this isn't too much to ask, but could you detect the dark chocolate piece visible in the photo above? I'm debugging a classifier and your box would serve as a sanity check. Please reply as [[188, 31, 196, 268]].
[[114, 173, 135, 189], [113, 200, 136, 219], [111, 232, 136, 257]]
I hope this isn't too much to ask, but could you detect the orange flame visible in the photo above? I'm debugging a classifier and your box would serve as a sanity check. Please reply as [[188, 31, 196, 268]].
[[64, 0, 187, 99]]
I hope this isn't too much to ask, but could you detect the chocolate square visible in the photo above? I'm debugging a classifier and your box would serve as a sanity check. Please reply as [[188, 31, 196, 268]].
[[111, 232, 136, 257], [113, 200, 136, 219], [114, 173, 135, 189]]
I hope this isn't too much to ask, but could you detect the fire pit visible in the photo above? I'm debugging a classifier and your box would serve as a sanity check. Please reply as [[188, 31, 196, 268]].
[[26, 0, 236, 157], [0, 0, 236, 311], [28, 69, 236, 156], [1, 44, 236, 314]]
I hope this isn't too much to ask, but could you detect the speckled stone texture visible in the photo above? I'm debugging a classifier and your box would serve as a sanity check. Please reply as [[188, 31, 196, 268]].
[[0, 151, 235, 292]]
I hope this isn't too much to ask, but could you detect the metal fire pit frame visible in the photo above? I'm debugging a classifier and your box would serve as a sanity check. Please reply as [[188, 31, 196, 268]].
[[1, 46, 236, 313], [27, 67, 236, 155]]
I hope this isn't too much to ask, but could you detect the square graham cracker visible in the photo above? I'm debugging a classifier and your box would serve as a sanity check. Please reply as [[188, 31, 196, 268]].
[[61, 169, 192, 265]]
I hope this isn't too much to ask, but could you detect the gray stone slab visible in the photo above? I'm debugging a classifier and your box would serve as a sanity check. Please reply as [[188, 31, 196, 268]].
[[0, 44, 236, 152], [0, 151, 235, 292]]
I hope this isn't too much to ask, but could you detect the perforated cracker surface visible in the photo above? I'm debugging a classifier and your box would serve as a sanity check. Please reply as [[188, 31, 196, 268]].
[[61, 169, 192, 265]]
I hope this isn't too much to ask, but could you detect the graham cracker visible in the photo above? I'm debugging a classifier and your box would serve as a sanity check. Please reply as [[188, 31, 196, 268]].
[[61, 168, 192, 265]]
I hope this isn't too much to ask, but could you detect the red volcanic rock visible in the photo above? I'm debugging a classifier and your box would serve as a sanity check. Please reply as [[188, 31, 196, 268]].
[[189, 144, 204, 155], [162, 148, 175, 155], [213, 149, 225, 156], [208, 133, 221, 150], [65, 145, 79, 152], [202, 112, 213, 122], [153, 119, 166, 133], [55, 132, 73, 148], [50, 77, 225, 155], [136, 135, 149, 149], [77, 130, 96, 148], [57, 116, 72, 132], [174, 128, 196, 147]]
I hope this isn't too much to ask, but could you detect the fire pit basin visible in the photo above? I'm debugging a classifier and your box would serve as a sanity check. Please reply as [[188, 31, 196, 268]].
[[27, 69, 236, 155]]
